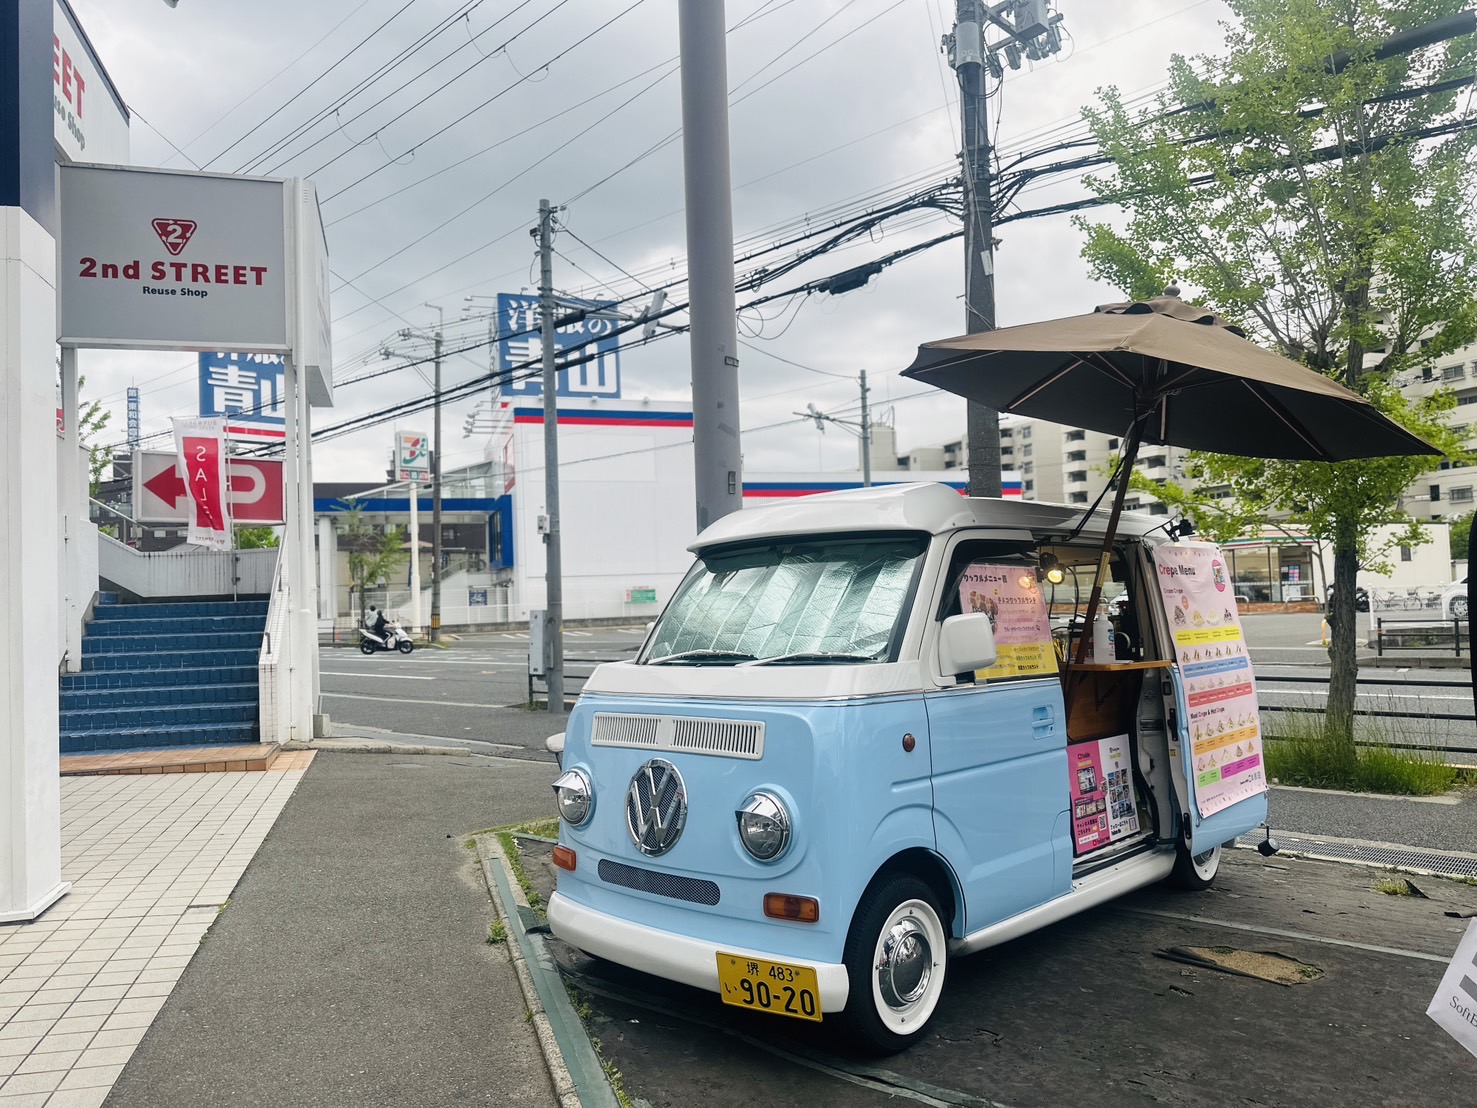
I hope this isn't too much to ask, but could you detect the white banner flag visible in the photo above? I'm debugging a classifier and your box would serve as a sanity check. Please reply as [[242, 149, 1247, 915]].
[[171, 416, 232, 550], [1428, 917, 1477, 1060]]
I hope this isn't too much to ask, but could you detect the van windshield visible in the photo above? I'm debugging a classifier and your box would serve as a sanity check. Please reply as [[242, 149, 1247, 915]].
[[644, 534, 928, 666]]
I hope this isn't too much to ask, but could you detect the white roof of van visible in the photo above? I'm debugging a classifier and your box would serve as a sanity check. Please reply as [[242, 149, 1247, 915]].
[[691, 482, 1167, 551]]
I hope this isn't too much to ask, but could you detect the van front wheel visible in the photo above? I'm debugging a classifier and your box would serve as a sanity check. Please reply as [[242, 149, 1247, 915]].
[[1168, 842, 1221, 890], [837, 875, 948, 1054]]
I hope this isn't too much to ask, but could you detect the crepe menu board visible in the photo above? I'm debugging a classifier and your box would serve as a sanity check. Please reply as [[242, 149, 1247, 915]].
[[1067, 734, 1141, 855], [959, 564, 1056, 679], [1153, 542, 1268, 817]]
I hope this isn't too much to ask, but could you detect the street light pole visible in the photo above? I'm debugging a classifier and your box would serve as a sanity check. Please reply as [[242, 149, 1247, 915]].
[[427, 303, 444, 643], [537, 200, 565, 714]]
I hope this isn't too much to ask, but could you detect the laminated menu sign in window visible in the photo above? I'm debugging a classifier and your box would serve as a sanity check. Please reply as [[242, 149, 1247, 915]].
[[1068, 734, 1140, 855], [959, 564, 1055, 679], [1153, 542, 1267, 817]]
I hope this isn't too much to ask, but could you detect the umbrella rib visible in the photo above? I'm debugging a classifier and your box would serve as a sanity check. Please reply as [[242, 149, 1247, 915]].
[[1006, 358, 1088, 410], [1240, 381, 1333, 460]]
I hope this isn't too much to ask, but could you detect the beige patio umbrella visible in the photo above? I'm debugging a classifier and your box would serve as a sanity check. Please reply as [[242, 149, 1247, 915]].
[[902, 290, 1439, 666]]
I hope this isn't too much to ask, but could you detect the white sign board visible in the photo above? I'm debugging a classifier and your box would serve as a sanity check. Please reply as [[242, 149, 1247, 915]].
[[52, 0, 130, 166], [57, 164, 290, 352], [1428, 918, 1477, 1060], [295, 180, 334, 406]]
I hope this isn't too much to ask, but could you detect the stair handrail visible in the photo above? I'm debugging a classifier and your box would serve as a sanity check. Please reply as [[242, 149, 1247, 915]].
[[257, 548, 291, 746]]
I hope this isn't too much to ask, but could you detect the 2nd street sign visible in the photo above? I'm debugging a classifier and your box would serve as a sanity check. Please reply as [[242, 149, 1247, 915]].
[[132, 450, 285, 524]]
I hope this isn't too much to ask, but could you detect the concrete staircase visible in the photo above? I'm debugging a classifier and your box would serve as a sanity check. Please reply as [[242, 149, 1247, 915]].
[[59, 593, 267, 753]]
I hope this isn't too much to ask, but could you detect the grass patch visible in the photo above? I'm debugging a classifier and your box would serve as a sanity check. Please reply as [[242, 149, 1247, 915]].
[[515, 817, 559, 841], [487, 919, 507, 944], [1262, 709, 1457, 795], [496, 830, 544, 914], [1374, 877, 1416, 896]]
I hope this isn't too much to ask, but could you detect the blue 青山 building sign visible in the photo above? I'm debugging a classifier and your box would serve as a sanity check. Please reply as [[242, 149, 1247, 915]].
[[495, 292, 621, 398], [198, 351, 285, 432]]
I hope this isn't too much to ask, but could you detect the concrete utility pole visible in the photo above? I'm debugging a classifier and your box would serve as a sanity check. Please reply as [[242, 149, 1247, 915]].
[[678, 0, 743, 531], [537, 199, 565, 714], [947, 0, 1064, 498], [798, 371, 874, 486], [427, 304, 444, 644]]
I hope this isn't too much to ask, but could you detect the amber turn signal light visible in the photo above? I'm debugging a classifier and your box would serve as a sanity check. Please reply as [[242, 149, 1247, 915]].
[[553, 845, 577, 872], [763, 893, 819, 923]]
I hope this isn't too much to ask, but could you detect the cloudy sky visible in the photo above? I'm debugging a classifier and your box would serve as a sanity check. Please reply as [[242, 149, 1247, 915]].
[[67, 0, 1233, 483]]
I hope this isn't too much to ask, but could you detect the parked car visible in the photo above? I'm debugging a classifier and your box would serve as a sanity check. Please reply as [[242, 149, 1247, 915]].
[[1442, 577, 1469, 620]]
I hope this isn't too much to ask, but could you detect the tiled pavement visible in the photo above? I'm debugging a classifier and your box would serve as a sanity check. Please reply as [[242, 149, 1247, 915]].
[[0, 757, 314, 1105], [57, 746, 311, 777]]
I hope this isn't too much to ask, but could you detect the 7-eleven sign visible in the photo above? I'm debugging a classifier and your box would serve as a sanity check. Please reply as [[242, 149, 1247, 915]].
[[396, 430, 430, 482]]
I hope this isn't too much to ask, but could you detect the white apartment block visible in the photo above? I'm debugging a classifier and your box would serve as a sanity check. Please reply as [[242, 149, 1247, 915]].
[[897, 416, 1187, 514], [1393, 341, 1477, 522]]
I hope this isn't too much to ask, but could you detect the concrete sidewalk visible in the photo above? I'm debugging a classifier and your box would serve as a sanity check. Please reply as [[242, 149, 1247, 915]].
[[1, 743, 565, 1107]]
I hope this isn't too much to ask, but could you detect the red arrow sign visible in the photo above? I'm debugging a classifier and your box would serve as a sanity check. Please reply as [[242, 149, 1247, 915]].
[[143, 465, 187, 506], [134, 451, 285, 524]]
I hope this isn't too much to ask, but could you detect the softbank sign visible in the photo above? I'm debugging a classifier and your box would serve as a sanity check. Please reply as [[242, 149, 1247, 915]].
[[58, 165, 290, 352]]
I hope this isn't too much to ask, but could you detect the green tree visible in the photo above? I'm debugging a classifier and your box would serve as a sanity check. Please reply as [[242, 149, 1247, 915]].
[[1451, 511, 1474, 562], [234, 526, 280, 549], [1076, 0, 1477, 747], [76, 376, 112, 496], [335, 500, 407, 623]]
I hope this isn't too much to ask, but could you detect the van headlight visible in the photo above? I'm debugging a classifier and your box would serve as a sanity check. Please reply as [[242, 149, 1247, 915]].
[[552, 768, 594, 827], [736, 791, 791, 861]]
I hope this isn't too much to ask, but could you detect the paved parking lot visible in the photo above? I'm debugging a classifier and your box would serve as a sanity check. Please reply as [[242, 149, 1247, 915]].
[[524, 843, 1477, 1107]]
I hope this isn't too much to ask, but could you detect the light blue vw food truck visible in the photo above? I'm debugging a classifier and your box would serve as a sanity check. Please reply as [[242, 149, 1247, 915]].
[[547, 483, 1268, 1052]]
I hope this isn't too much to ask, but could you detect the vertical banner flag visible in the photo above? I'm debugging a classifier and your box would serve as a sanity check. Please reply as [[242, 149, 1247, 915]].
[[171, 417, 231, 550], [1153, 542, 1266, 817]]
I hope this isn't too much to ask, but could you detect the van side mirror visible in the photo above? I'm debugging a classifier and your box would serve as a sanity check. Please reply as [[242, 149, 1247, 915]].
[[938, 613, 997, 680]]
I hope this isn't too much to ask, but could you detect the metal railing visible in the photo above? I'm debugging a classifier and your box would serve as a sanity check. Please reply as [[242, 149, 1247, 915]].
[[527, 658, 619, 707], [1373, 616, 1469, 657], [1257, 671, 1477, 756]]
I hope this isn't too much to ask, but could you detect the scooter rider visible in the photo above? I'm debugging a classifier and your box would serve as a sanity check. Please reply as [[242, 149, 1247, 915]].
[[365, 605, 389, 642]]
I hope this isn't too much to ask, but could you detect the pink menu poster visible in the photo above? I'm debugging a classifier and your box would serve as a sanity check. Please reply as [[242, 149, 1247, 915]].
[[958, 564, 1055, 679], [1067, 735, 1140, 855], [1153, 542, 1268, 817]]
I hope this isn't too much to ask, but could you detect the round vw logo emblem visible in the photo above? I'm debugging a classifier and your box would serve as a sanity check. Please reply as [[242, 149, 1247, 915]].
[[625, 759, 687, 856]]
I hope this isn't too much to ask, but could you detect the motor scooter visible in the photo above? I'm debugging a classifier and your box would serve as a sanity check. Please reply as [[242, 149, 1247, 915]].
[[360, 620, 415, 655]]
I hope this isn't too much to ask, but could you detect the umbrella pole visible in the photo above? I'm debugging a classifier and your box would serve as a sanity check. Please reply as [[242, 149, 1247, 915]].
[[1069, 420, 1144, 672]]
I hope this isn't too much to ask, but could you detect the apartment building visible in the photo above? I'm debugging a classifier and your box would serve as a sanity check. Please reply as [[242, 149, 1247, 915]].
[[1392, 342, 1477, 521]]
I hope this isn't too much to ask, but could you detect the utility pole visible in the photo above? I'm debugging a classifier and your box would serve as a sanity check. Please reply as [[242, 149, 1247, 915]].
[[946, 0, 1063, 498], [427, 303, 444, 644], [537, 199, 565, 714], [678, 0, 743, 531], [798, 372, 874, 486]]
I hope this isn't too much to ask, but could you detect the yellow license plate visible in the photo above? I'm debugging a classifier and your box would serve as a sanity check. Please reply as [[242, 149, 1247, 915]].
[[716, 952, 822, 1022]]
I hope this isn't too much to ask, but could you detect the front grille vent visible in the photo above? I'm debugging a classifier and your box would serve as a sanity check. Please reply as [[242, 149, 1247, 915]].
[[598, 859, 721, 905], [591, 713, 764, 760]]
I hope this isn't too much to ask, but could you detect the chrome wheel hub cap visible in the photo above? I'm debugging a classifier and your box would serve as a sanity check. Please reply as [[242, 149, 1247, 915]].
[[876, 917, 932, 1010]]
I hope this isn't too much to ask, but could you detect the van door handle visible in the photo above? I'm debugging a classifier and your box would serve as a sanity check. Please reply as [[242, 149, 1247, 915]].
[[1031, 706, 1055, 737]]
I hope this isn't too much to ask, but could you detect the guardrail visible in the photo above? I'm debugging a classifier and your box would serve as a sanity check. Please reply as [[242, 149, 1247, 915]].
[[1257, 671, 1477, 755], [1373, 616, 1469, 657], [527, 659, 618, 707]]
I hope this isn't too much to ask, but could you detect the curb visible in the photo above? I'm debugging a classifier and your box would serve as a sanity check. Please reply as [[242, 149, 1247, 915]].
[[474, 835, 620, 1108], [283, 739, 477, 756]]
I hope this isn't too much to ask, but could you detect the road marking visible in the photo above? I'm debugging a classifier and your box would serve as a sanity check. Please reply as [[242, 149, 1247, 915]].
[[322, 692, 509, 709], [1116, 906, 1450, 963], [320, 671, 435, 681]]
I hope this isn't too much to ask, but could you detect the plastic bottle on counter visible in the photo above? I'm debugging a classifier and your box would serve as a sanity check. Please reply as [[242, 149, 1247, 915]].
[[1091, 605, 1112, 662]]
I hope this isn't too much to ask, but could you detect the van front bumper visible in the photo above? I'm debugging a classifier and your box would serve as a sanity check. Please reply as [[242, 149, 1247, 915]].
[[548, 892, 852, 1012]]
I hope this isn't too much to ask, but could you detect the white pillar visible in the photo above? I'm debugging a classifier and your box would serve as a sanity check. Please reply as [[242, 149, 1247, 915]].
[[281, 356, 310, 741], [296, 359, 319, 713], [1, 205, 70, 921], [409, 481, 422, 633], [59, 346, 83, 672], [317, 515, 336, 620]]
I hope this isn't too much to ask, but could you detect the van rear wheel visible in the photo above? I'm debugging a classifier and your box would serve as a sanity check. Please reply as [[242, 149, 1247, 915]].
[[836, 875, 948, 1054], [1168, 842, 1221, 890]]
